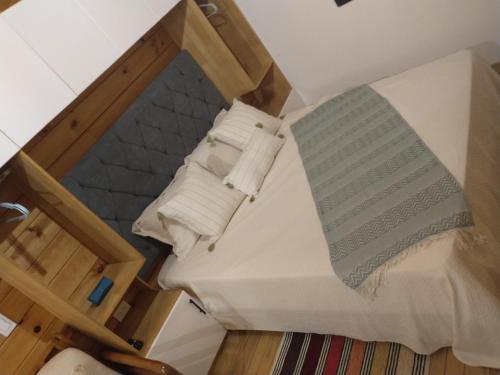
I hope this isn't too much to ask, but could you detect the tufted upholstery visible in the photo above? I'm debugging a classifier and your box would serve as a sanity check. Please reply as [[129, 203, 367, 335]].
[[62, 51, 227, 277]]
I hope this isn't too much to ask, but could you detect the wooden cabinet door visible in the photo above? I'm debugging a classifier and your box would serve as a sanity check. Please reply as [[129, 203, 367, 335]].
[[0, 17, 75, 148], [75, 0, 158, 55], [146, 291, 227, 375], [3, 0, 120, 94]]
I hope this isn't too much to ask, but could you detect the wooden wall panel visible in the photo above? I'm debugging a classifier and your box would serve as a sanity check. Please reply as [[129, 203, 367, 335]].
[[162, 0, 255, 102], [202, 0, 273, 87]]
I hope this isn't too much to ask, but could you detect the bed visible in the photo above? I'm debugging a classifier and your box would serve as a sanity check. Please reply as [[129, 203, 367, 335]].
[[158, 50, 500, 368]]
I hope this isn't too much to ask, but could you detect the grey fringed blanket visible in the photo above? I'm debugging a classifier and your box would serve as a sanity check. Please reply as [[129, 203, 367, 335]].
[[291, 85, 473, 289]]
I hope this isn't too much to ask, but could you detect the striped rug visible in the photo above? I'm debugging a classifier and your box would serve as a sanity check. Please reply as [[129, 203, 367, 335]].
[[270, 333, 429, 375]]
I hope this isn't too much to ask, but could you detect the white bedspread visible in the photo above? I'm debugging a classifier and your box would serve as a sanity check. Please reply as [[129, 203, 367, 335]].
[[158, 50, 500, 368]]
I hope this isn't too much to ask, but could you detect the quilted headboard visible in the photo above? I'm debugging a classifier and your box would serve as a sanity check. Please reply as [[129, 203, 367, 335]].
[[61, 51, 227, 277]]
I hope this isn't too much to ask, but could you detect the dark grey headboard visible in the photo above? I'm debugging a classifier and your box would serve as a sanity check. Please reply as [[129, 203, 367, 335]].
[[61, 51, 227, 278]]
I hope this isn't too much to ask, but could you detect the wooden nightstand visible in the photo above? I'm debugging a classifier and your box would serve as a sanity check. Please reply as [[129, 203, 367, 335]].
[[108, 280, 226, 375]]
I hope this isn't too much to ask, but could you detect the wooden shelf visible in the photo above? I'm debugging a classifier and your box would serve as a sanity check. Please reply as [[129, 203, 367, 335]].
[[200, 0, 274, 88], [0, 151, 145, 352], [241, 63, 292, 116], [69, 261, 141, 325], [162, 0, 291, 105], [107, 278, 181, 354]]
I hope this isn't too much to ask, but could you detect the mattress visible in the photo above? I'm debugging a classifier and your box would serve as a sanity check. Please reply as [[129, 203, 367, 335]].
[[158, 50, 500, 368]]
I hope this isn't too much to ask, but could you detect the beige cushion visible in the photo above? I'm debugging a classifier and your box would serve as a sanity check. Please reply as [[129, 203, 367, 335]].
[[208, 99, 281, 150], [158, 163, 245, 242], [223, 129, 285, 197], [132, 165, 199, 260]]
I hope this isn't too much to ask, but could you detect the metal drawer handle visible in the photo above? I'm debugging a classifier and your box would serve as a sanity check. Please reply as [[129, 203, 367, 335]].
[[189, 299, 206, 315]]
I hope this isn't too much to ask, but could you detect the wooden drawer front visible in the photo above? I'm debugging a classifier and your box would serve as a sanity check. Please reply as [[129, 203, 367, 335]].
[[146, 291, 226, 375]]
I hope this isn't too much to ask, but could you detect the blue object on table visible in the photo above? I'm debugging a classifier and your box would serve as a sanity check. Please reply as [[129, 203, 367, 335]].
[[88, 277, 114, 305]]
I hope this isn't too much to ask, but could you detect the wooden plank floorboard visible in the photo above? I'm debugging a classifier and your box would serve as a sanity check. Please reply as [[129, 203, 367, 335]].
[[209, 331, 500, 375], [209, 331, 282, 375]]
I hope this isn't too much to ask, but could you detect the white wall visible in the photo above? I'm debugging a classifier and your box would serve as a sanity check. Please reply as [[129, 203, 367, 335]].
[[236, 0, 500, 104]]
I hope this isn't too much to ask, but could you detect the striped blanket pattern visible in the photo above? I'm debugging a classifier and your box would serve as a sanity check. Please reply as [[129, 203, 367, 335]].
[[291, 85, 472, 289], [271, 333, 429, 375]]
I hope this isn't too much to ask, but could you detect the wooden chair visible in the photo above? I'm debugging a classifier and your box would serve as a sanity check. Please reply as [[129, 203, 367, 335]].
[[101, 351, 181, 375], [36, 347, 180, 375]]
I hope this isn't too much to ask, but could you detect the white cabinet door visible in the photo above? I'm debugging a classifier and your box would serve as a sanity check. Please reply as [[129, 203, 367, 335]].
[[0, 132, 19, 169], [75, 0, 158, 55], [147, 291, 226, 375], [3, 0, 120, 94], [144, 0, 179, 22], [0, 18, 75, 148]]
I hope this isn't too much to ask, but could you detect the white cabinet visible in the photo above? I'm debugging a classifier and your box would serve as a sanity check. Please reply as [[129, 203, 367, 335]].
[[3, 0, 120, 94], [147, 291, 226, 375], [0, 132, 19, 168], [0, 18, 75, 148], [144, 0, 180, 22], [75, 0, 158, 55]]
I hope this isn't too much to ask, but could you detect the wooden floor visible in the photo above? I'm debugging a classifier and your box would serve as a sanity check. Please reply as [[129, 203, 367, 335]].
[[209, 331, 282, 375], [209, 331, 500, 375]]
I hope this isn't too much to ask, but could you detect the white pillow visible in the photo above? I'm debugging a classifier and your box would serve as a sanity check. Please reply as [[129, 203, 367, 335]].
[[208, 99, 281, 150], [186, 110, 241, 178], [166, 221, 199, 260], [187, 140, 241, 178], [223, 129, 285, 197], [132, 166, 199, 260], [158, 163, 244, 242]]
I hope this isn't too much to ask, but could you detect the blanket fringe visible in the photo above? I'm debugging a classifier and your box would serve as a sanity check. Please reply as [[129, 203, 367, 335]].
[[357, 227, 486, 299]]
